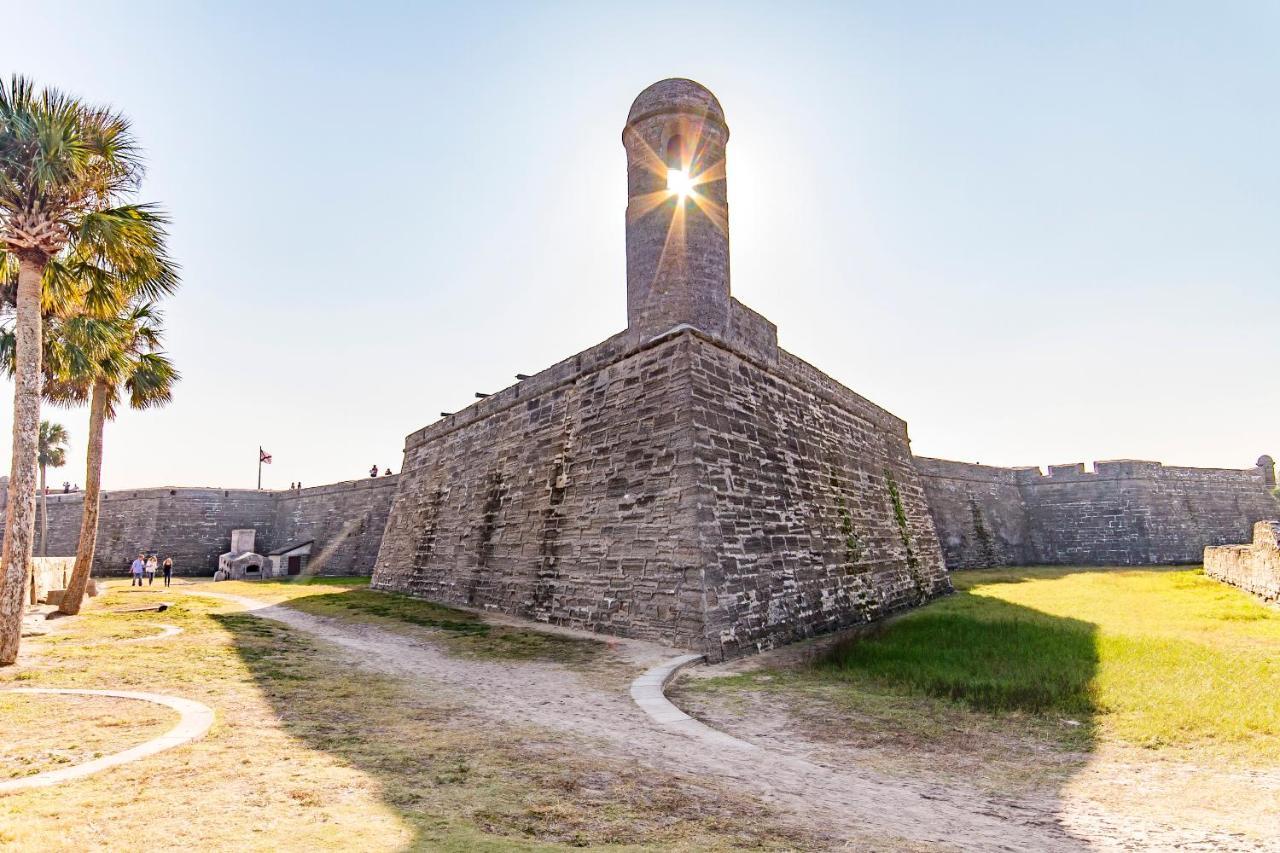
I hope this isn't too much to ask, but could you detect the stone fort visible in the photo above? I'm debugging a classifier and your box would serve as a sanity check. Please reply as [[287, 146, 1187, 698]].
[[16, 80, 1277, 659]]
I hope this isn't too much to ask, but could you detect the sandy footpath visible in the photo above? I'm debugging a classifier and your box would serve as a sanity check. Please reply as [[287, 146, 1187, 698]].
[[179, 586, 1277, 852]]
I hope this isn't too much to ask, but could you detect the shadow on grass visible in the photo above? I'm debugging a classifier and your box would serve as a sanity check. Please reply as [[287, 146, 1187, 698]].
[[663, 587, 1100, 823], [821, 594, 1099, 719]]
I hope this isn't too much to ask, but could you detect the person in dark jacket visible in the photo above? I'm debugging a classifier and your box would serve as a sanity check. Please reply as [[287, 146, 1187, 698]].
[[162, 557, 174, 588]]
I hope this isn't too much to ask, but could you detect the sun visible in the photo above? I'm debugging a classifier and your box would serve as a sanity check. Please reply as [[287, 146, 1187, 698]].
[[666, 167, 693, 197]]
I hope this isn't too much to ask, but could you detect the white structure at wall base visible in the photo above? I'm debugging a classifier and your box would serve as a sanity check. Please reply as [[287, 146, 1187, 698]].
[[215, 529, 269, 581], [268, 540, 312, 577]]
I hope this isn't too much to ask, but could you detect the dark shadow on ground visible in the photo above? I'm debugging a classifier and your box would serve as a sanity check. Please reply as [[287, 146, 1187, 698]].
[[673, 582, 1102, 845], [212, 590, 827, 851]]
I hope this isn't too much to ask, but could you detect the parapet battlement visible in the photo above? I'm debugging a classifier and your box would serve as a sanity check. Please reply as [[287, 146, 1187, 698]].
[[1029, 460, 1269, 484], [918, 454, 1278, 570], [916, 456, 1272, 486], [407, 317, 911, 455]]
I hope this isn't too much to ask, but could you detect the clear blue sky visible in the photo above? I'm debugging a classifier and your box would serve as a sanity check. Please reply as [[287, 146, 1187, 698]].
[[5, 1, 1278, 489]]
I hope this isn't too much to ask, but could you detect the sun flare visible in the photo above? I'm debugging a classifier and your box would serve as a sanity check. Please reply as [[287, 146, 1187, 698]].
[[666, 167, 693, 197]]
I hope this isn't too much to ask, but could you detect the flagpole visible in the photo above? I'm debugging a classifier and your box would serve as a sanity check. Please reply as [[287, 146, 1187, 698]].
[[258, 446, 262, 490]]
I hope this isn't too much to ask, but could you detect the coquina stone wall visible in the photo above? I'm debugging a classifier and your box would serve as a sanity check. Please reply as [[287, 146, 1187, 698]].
[[1205, 521, 1280, 601], [912, 459, 1037, 569], [32, 487, 276, 575], [372, 325, 951, 660], [918, 457, 1279, 569], [269, 477, 398, 575], [6, 477, 397, 577], [688, 339, 949, 656], [374, 330, 710, 651]]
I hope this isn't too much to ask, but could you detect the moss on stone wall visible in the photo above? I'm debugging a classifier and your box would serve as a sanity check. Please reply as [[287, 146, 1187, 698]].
[[968, 496, 996, 567], [886, 473, 918, 571], [828, 474, 866, 572]]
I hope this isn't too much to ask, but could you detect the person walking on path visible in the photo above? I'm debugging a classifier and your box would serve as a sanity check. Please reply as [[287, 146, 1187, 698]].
[[130, 555, 145, 587], [145, 554, 158, 586], [162, 557, 173, 588]]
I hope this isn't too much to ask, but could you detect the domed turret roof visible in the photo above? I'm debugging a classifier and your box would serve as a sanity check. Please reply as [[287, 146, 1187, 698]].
[[627, 78, 725, 126]]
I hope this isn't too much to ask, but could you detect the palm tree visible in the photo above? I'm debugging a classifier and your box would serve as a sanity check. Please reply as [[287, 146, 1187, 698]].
[[0, 76, 174, 663], [52, 302, 178, 616], [36, 420, 69, 558]]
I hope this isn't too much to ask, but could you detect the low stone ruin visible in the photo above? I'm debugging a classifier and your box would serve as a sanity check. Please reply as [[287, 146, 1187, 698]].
[[1204, 520, 1280, 601], [29, 556, 75, 604]]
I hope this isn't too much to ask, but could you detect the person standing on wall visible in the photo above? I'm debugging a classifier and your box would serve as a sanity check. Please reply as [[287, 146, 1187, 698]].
[[162, 557, 173, 588], [144, 553, 158, 586], [130, 554, 145, 587]]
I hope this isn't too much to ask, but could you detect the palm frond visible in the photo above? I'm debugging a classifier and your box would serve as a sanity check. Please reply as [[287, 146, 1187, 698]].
[[124, 350, 178, 411], [67, 204, 180, 313], [37, 419, 70, 467], [0, 324, 13, 376], [39, 255, 87, 315], [0, 75, 152, 267], [0, 248, 16, 300], [32, 295, 178, 419]]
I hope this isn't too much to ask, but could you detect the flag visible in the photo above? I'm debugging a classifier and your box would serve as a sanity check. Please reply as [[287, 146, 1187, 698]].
[[260, 448, 272, 464]]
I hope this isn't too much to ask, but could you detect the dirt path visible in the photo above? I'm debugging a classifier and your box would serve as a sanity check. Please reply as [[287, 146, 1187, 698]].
[[179, 587, 1273, 852]]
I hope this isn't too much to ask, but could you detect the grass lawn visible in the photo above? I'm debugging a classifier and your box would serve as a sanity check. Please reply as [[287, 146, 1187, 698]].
[[0, 579, 813, 851], [685, 566, 1280, 766]]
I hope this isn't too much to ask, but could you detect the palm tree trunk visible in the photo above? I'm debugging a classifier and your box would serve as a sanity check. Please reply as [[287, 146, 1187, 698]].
[[59, 380, 107, 616], [0, 253, 45, 664]]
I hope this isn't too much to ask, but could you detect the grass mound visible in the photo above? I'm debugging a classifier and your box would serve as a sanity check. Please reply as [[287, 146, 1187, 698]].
[[312, 591, 489, 634], [282, 588, 607, 665]]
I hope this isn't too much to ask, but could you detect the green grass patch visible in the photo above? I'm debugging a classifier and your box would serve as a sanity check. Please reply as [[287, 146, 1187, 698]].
[[822, 610, 1096, 714], [699, 566, 1280, 763], [284, 575, 373, 587]]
